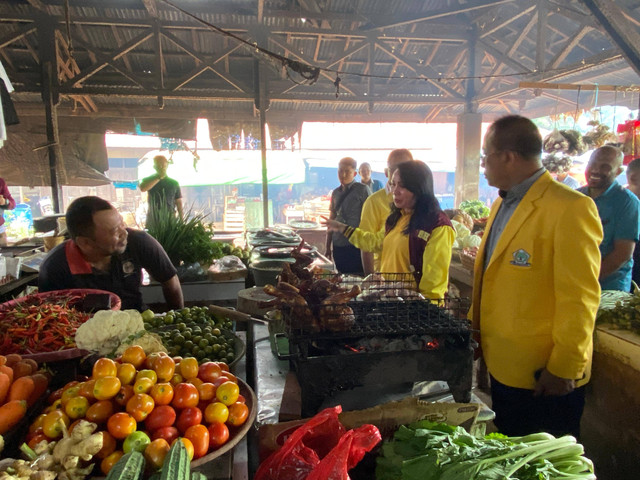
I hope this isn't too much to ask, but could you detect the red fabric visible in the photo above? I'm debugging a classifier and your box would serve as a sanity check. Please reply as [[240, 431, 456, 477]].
[[0, 178, 15, 227], [65, 240, 93, 275]]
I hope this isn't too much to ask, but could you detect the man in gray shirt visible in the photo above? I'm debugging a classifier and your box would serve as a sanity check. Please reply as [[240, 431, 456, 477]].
[[325, 157, 370, 274]]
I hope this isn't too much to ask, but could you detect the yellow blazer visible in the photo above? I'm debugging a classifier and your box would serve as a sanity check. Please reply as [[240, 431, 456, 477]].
[[469, 171, 602, 389]]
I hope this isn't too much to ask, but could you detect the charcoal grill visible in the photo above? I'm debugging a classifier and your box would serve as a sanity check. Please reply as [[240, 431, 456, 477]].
[[278, 298, 474, 416]]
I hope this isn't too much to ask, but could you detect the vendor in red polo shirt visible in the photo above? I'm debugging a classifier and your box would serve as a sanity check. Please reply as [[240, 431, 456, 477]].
[[39, 196, 183, 311]]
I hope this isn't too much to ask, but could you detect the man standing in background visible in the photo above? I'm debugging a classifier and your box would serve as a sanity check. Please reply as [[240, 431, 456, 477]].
[[0, 176, 15, 246], [358, 162, 383, 193], [625, 157, 640, 289], [578, 146, 640, 292], [140, 155, 183, 228], [325, 157, 370, 274], [358, 149, 413, 274]]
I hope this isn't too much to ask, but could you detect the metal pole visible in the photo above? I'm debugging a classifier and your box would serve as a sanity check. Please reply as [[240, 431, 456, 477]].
[[259, 105, 269, 228]]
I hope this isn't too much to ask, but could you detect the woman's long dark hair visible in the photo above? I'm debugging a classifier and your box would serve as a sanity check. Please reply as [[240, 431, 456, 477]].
[[386, 161, 443, 235]]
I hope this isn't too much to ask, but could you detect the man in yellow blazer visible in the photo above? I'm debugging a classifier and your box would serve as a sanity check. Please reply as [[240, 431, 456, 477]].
[[469, 115, 602, 438]]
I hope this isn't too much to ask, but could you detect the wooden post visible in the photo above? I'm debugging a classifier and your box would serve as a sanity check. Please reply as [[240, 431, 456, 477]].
[[37, 16, 63, 213]]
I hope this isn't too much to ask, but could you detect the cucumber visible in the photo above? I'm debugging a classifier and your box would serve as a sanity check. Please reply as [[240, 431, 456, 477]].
[[160, 440, 191, 480], [105, 451, 145, 480], [191, 472, 207, 480]]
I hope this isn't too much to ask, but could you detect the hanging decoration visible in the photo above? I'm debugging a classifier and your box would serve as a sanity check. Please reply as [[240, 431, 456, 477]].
[[583, 120, 617, 149], [617, 119, 640, 165]]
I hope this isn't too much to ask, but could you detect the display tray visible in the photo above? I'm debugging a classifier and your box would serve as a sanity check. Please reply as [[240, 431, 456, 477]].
[[0, 288, 122, 312], [22, 348, 91, 364], [191, 376, 257, 468]]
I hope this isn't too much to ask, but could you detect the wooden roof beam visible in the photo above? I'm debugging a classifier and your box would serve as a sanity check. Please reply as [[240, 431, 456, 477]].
[[0, 24, 36, 49], [478, 3, 535, 38], [547, 25, 591, 69]]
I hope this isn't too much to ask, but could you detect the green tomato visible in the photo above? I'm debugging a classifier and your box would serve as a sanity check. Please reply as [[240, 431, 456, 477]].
[[123, 431, 151, 453]]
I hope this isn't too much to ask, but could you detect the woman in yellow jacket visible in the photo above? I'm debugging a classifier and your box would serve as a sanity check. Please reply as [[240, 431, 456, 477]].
[[325, 161, 455, 299]]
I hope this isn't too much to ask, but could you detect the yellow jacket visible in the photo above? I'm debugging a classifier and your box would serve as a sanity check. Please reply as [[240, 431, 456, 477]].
[[357, 188, 392, 270], [469, 172, 602, 389]]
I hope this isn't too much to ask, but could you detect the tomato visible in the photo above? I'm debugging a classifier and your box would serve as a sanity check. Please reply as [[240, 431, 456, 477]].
[[204, 402, 229, 424], [136, 369, 158, 384], [221, 372, 237, 383], [153, 356, 175, 383], [101, 450, 124, 475], [114, 385, 134, 407], [236, 394, 246, 404], [28, 433, 48, 449], [47, 387, 65, 404], [94, 376, 122, 401], [227, 402, 250, 427], [172, 383, 199, 409], [197, 382, 216, 402], [123, 431, 151, 453], [85, 400, 115, 424], [184, 424, 209, 459], [170, 373, 183, 386], [144, 352, 162, 370], [198, 362, 222, 383], [215, 362, 230, 373], [42, 410, 70, 439], [151, 426, 179, 444], [97, 432, 117, 459], [60, 386, 81, 407], [207, 422, 229, 449], [178, 358, 199, 379], [107, 412, 137, 440], [45, 399, 63, 414], [145, 405, 176, 431], [150, 383, 174, 406], [117, 363, 137, 385], [64, 396, 90, 419], [172, 356, 183, 364], [121, 345, 146, 369], [63, 380, 80, 390], [133, 377, 154, 395], [176, 407, 202, 434], [144, 438, 170, 470], [93, 358, 118, 378], [172, 437, 194, 461], [29, 414, 47, 434], [187, 377, 203, 388], [211, 377, 228, 389], [78, 379, 97, 400], [126, 393, 155, 422], [215, 381, 239, 406]]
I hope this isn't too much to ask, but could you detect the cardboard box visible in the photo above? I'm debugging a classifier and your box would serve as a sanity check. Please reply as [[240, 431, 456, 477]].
[[258, 397, 480, 462]]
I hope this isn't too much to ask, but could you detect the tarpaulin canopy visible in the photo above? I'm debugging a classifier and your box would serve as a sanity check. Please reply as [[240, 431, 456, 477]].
[[137, 149, 306, 186], [0, 131, 111, 186]]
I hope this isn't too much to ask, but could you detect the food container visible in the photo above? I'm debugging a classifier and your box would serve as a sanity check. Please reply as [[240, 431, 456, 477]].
[[250, 260, 287, 287], [191, 376, 257, 469]]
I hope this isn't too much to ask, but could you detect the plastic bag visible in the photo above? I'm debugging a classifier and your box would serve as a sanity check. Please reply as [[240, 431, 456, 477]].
[[209, 255, 247, 273], [255, 406, 346, 480], [255, 406, 381, 480], [306, 424, 382, 480]]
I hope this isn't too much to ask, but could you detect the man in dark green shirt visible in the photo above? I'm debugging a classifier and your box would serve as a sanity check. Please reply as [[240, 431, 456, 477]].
[[140, 155, 183, 228]]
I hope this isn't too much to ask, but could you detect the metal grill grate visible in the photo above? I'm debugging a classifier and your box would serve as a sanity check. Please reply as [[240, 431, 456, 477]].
[[285, 298, 470, 341]]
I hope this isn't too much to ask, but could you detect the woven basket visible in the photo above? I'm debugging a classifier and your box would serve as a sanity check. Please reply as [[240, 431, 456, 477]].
[[459, 249, 477, 271]]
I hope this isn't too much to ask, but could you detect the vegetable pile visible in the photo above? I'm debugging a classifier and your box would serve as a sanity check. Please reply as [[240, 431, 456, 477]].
[[143, 307, 236, 364], [0, 354, 50, 435], [26, 348, 249, 476], [596, 290, 640, 334], [1, 303, 90, 355], [459, 200, 490, 220], [376, 421, 595, 480]]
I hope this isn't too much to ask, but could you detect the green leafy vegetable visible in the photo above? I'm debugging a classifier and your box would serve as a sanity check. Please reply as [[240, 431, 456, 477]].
[[459, 200, 490, 219], [376, 421, 595, 480]]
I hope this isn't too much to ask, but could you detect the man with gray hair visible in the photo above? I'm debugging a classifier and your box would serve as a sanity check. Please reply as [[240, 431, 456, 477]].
[[578, 145, 640, 292]]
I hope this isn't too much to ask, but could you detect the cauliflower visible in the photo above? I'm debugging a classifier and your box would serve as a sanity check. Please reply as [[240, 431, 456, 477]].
[[461, 234, 482, 249], [74, 310, 145, 355], [115, 332, 167, 356]]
